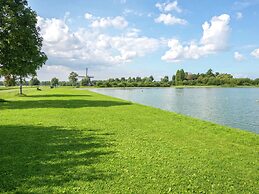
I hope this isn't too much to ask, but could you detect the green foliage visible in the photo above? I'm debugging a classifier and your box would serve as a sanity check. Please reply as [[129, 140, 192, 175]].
[[0, 88, 257, 193], [4, 75, 16, 86], [81, 76, 90, 86], [161, 76, 169, 83], [29, 77, 40, 86], [50, 77, 59, 87], [0, 0, 47, 94], [68, 72, 78, 86], [175, 69, 185, 85], [95, 76, 171, 88], [174, 69, 258, 86]]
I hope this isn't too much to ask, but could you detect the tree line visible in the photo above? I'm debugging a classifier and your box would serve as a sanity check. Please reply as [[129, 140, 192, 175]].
[[94, 69, 259, 87], [2, 69, 258, 88]]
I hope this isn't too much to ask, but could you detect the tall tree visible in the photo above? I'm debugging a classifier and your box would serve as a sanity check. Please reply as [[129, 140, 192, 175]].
[[175, 69, 185, 85], [206, 69, 214, 77], [0, 0, 47, 94], [68, 72, 78, 86], [50, 77, 59, 87], [149, 75, 154, 82], [161, 76, 169, 83]]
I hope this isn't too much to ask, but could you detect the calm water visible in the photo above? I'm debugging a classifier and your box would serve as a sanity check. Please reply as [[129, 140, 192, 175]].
[[90, 88, 259, 133]]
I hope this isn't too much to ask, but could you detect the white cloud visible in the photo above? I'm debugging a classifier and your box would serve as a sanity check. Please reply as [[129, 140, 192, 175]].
[[236, 12, 243, 19], [234, 52, 245, 61], [155, 1, 182, 13], [200, 14, 231, 51], [251, 48, 259, 58], [89, 16, 128, 29], [155, 13, 187, 25], [84, 13, 93, 20], [162, 14, 231, 62], [123, 9, 145, 17], [37, 16, 160, 68], [37, 65, 74, 80], [125, 28, 141, 37]]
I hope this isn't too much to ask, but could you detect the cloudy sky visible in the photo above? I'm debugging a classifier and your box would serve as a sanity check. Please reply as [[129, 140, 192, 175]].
[[28, 0, 259, 80]]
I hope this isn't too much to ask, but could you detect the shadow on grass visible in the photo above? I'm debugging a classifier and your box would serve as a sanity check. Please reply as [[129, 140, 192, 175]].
[[26, 94, 92, 98], [0, 125, 116, 193], [0, 99, 132, 109]]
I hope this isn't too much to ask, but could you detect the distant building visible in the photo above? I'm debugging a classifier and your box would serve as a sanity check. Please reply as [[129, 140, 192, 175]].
[[78, 68, 94, 85]]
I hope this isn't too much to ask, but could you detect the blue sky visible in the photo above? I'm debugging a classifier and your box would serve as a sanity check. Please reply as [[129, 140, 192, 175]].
[[27, 0, 259, 80]]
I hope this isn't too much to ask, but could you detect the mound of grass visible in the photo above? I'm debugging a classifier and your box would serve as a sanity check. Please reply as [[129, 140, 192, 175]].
[[0, 87, 258, 193]]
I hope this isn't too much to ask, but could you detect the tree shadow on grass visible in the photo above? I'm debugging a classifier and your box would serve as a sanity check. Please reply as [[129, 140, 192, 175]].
[[0, 99, 132, 109], [0, 125, 116, 193]]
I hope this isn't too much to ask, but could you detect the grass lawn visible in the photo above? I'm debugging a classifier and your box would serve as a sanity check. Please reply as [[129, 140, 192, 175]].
[[0, 87, 258, 193]]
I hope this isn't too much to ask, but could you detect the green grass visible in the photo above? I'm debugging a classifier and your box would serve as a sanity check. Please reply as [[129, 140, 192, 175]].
[[0, 87, 258, 193]]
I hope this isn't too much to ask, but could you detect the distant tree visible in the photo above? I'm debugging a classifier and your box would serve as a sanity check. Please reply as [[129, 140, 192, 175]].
[[254, 78, 259, 85], [186, 73, 194, 80], [4, 75, 16, 86], [41, 81, 51, 86], [136, 77, 142, 82], [81, 76, 90, 86], [51, 77, 59, 87], [175, 69, 185, 85], [149, 75, 154, 82], [206, 69, 214, 77], [161, 76, 169, 83], [68, 72, 78, 86], [171, 75, 176, 85], [59, 81, 67, 86], [127, 77, 132, 83], [29, 77, 40, 86], [0, 0, 47, 94]]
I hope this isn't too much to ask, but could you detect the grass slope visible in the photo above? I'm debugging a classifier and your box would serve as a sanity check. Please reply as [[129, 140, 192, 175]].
[[0, 87, 258, 193]]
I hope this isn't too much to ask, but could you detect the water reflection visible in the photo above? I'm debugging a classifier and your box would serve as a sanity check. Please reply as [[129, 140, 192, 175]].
[[90, 88, 259, 133]]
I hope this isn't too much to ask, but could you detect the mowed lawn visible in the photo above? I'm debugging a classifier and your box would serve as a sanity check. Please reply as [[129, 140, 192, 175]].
[[0, 87, 258, 193]]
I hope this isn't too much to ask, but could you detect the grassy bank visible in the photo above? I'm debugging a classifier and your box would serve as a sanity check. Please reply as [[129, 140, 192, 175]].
[[0, 87, 258, 193]]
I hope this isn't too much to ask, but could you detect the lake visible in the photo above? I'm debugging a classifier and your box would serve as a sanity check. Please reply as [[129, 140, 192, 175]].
[[90, 88, 259, 133]]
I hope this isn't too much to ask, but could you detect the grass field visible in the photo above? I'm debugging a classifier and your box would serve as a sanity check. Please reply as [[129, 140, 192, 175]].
[[0, 87, 258, 193]]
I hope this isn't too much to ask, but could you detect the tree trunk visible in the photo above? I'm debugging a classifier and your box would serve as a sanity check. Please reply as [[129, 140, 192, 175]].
[[19, 76, 23, 95]]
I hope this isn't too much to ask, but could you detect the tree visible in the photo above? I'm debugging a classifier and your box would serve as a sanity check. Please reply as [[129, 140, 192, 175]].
[[68, 72, 78, 86], [254, 78, 259, 85], [29, 77, 40, 86], [51, 77, 59, 87], [206, 69, 214, 77], [175, 69, 185, 85], [149, 75, 154, 82], [0, 0, 47, 94], [81, 76, 90, 86], [4, 74, 16, 86], [161, 76, 169, 83], [171, 75, 176, 85]]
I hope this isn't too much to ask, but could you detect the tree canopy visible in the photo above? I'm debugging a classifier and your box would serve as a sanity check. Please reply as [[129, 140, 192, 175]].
[[68, 72, 78, 86], [51, 77, 59, 87], [0, 0, 47, 94]]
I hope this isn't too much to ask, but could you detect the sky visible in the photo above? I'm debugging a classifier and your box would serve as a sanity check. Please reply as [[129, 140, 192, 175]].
[[27, 0, 259, 81]]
